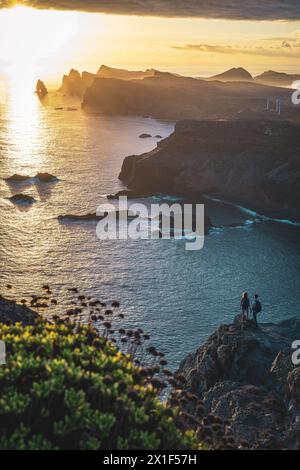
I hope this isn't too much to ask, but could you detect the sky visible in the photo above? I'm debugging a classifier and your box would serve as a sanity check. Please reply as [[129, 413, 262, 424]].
[[0, 1, 300, 85]]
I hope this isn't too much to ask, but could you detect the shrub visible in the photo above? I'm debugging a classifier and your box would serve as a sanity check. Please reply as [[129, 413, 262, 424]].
[[0, 319, 197, 450]]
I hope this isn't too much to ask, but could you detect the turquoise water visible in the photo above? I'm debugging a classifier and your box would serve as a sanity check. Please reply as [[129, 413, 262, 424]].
[[1, 90, 300, 368]]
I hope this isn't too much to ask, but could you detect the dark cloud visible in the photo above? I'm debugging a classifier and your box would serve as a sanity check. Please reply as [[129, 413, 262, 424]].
[[1, 0, 300, 20], [172, 40, 300, 57]]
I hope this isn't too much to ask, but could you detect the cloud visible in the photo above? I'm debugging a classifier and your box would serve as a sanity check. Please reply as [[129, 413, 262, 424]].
[[1, 0, 300, 21], [171, 40, 300, 57]]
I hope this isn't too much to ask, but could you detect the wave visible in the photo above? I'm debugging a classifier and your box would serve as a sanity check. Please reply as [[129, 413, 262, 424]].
[[203, 194, 300, 228]]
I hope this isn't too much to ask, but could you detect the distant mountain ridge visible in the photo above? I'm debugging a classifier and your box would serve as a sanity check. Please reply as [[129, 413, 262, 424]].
[[207, 67, 253, 82], [81, 71, 299, 121], [97, 65, 155, 81], [58, 65, 300, 98], [254, 70, 300, 87]]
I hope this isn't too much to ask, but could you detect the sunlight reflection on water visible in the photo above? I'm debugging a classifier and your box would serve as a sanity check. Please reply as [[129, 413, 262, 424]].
[[4, 70, 44, 167]]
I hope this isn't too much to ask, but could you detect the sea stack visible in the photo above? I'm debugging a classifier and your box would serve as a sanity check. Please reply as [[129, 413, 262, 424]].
[[36, 80, 48, 99]]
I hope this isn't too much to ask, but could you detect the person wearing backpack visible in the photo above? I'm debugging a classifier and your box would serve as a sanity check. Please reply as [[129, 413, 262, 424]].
[[252, 294, 262, 328]]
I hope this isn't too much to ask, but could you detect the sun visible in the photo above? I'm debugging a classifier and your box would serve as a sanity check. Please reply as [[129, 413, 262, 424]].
[[0, 6, 78, 73]]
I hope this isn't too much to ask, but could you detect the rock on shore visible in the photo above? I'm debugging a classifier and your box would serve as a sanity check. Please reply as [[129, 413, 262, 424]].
[[0, 296, 38, 325], [178, 316, 300, 449], [119, 119, 300, 221]]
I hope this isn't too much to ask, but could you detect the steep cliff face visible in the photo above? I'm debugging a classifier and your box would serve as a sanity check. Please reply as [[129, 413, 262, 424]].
[[178, 316, 300, 449], [59, 65, 155, 97], [119, 119, 300, 221], [59, 69, 96, 96]]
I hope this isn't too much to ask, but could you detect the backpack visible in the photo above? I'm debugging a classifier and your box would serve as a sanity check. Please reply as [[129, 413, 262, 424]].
[[254, 300, 262, 313]]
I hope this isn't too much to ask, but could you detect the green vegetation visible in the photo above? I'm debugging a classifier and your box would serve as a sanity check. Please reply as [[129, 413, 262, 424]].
[[0, 319, 197, 450]]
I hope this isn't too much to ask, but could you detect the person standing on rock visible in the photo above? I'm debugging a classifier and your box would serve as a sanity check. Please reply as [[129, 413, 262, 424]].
[[240, 292, 250, 324], [251, 294, 262, 328]]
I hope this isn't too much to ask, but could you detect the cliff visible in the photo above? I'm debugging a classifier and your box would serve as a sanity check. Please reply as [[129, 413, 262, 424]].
[[59, 69, 96, 96], [59, 65, 156, 97], [82, 72, 298, 121], [119, 119, 300, 221], [178, 316, 300, 449]]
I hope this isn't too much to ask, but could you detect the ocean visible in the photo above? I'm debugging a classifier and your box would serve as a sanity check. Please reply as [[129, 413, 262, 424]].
[[1, 87, 300, 368]]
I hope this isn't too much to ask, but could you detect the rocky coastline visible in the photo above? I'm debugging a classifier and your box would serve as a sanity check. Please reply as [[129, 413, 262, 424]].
[[119, 119, 300, 222], [178, 315, 300, 449], [1, 294, 299, 449]]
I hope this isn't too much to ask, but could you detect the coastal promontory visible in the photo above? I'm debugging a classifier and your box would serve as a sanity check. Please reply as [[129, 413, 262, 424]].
[[178, 316, 300, 449], [119, 119, 300, 221]]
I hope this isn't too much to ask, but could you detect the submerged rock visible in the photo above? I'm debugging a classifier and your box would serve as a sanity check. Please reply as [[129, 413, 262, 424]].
[[139, 133, 152, 138], [107, 189, 154, 199], [178, 316, 300, 449], [9, 194, 36, 205], [5, 174, 31, 183], [35, 173, 58, 183], [58, 211, 138, 222], [5, 173, 58, 184]]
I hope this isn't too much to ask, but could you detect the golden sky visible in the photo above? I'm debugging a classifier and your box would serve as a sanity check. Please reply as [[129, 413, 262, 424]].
[[0, 6, 300, 84]]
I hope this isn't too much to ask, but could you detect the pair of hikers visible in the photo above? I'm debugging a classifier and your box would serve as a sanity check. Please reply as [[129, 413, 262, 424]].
[[240, 292, 262, 328]]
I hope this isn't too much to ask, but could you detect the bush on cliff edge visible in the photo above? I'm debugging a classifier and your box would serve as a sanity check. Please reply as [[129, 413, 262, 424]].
[[0, 319, 197, 450]]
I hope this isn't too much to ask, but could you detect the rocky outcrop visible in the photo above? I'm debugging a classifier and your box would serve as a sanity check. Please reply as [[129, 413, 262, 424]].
[[59, 65, 155, 97], [5, 173, 58, 184], [34, 173, 58, 183], [178, 316, 300, 449], [119, 119, 300, 221], [59, 69, 96, 97], [8, 194, 36, 205], [139, 133, 152, 138], [58, 211, 138, 222], [36, 80, 48, 99], [0, 296, 38, 325]]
